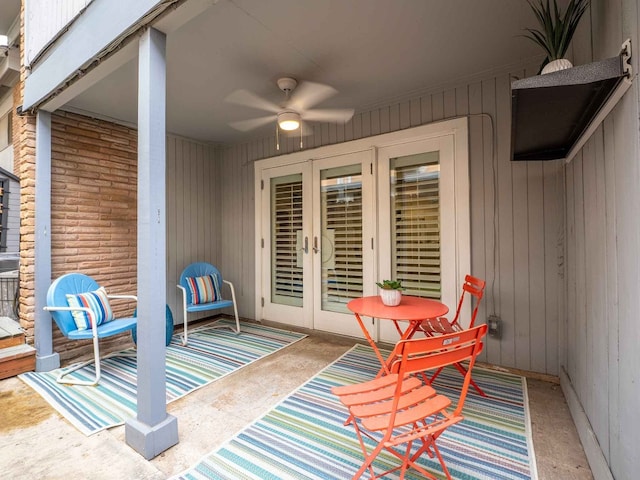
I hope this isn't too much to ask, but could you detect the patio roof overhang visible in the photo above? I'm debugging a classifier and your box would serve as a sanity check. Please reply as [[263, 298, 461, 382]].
[[21, 0, 544, 146], [21, 0, 214, 113]]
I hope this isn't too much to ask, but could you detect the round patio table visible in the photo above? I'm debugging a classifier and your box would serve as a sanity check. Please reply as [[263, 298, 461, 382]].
[[347, 295, 448, 374]]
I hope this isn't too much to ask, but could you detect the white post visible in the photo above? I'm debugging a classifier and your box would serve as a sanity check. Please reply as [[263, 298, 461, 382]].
[[34, 110, 60, 371], [124, 26, 178, 459]]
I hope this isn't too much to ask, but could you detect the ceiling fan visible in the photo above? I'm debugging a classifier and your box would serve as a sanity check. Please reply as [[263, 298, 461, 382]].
[[225, 77, 355, 149]]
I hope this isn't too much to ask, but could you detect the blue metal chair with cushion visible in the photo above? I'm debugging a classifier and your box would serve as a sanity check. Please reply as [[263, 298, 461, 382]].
[[177, 262, 240, 345], [44, 273, 138, 386]]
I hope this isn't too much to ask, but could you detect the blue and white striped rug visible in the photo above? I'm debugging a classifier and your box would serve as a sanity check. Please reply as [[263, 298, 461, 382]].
[[174, 344, 537, 480], [19, 320, 307, 436]]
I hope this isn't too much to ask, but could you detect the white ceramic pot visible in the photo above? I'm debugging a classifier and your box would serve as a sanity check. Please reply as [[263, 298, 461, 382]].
[[380, 289, 402, 306], [541, 58, 573, 74]]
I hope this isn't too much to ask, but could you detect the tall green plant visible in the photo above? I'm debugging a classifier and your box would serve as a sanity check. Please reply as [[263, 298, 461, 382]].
[[523, 0, 590, 70]]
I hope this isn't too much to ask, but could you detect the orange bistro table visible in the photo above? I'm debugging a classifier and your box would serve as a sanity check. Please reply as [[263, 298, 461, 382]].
[[347, 295, 449, 374]]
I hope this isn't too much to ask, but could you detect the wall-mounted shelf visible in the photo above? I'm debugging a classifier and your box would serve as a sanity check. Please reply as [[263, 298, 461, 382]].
[[511, 40, 632, 163]]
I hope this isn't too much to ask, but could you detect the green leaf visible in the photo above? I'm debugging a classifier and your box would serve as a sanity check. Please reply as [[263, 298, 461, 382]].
[[376, 280, 404, 290], [523, 0, 589, 64]]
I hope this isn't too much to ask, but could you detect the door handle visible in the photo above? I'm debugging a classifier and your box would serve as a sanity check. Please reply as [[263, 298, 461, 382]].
[[304, 236, 309, 254], [313, 236, 319, 253]]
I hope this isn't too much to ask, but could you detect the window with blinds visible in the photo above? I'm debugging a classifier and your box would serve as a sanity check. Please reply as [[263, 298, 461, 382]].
[[390, 152, 441, 299], [271, 175, 303, 306], [320, 165, 363, 312]]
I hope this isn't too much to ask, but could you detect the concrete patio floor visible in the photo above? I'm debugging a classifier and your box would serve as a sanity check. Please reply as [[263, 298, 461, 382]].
[[0, 320, 593, 479]]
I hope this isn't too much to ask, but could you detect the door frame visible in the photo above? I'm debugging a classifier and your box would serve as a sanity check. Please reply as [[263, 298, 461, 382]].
[[254, 118, 469, 331]]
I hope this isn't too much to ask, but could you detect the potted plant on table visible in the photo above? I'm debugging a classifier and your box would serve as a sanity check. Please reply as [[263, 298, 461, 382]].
[[523, 0, 590, 74], [376, 280, 404, 306]]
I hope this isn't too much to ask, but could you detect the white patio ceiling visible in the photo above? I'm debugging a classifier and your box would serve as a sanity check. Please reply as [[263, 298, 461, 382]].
[[61, 0, 544, 145]]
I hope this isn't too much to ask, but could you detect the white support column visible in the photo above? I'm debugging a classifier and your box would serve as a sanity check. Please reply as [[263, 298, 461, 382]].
[[34, 110, 60, 372], [125, 27, 178, 459]]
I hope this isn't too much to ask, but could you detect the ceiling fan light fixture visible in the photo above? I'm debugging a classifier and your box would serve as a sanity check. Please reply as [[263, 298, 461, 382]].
[[278, 111, 301, 131]]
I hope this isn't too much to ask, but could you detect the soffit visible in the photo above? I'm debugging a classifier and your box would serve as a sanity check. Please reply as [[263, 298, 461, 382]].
[[56, 0, 546, 144]]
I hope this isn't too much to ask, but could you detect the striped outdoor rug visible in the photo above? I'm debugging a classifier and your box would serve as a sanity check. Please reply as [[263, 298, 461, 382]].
[[174, 344, 537, 480], [19, 320, 306, 436]]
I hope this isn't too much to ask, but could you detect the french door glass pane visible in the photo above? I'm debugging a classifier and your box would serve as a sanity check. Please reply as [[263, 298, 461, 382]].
[[271, 174, 303, 306], [320, 165, 362, 313], [391, 152, 441, 299]]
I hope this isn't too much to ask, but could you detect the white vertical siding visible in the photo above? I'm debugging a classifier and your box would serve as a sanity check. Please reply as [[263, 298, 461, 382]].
[[24, 0, 93, 66], [165, 135, 217, 324], [562, 0, 640, 477], [564, 90, 640, 478], [213, 143, 255, 319], [217, 65, 565, 376]]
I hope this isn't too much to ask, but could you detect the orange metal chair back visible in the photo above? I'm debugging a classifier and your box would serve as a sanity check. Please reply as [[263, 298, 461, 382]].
[[390, 323, 486, 417], [421, 274, 486, 334], [454, 274, 485, 330], [332, 324, 487, 480], [417, 275, 487, 396]]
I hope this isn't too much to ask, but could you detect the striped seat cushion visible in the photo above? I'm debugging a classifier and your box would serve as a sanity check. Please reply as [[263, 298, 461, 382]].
[[186, 274, 222, 305], [66, 286, 115, 331]]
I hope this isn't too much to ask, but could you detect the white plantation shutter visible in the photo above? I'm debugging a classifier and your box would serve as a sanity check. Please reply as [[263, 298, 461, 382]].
[[391, 153, 441, 299], [320, 169, 363, 311], [271, 175, 303, 306]]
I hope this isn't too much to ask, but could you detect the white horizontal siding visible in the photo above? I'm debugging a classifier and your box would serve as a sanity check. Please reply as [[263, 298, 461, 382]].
[[24, 0, 92, 66]]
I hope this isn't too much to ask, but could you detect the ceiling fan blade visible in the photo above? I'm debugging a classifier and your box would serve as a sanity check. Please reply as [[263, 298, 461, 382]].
[[228, 115, 275, 132], [225, 89, 281, 113], [288, 81, 338, 111], [302, 108, 355, 123]]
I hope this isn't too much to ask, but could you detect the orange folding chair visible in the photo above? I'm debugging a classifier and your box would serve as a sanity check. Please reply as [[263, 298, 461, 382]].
[[419, 274, 487, 396], [332, 324, 487, 480]]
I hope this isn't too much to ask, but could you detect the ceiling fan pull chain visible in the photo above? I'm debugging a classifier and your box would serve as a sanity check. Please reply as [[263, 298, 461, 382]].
[[300, 123, 303, 149], [276, 123, 280, 151]]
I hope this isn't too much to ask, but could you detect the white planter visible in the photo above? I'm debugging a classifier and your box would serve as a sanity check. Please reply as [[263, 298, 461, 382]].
[[541, 58, 573, 74], [379, 289, 402, 306]]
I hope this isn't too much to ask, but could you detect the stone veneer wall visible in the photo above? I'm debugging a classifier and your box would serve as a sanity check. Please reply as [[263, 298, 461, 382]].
[[16, 108, 139, 362], [51, 111, 138, 361]]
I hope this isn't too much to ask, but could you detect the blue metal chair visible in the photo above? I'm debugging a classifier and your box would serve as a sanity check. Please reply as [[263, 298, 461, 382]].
[[44, 273, 138, 386], [177, 262, 240, 345]]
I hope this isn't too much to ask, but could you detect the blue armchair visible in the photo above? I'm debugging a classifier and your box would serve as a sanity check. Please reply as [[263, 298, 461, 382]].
[[177, 262, 240, 345], [44, 273, 137, 386]]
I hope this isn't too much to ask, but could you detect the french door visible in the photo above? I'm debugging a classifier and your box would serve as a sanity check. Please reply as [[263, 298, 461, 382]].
[[259, 162, 312, 329], [258, 150, 375, 338], [255, 119, 469, 342], [377, 135, 468, 343], [312, 151, 375, 337]]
